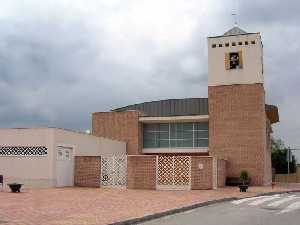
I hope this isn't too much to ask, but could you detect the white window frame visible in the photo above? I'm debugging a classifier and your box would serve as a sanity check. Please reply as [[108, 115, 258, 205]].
[[56, 144, 74, 161], [143, 122, 208, 149]]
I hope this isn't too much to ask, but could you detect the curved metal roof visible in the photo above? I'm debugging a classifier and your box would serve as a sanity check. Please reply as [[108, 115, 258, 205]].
[[265, 104, 279, 124], [112, 98, 209, 117], [112, 98, 279, 124]]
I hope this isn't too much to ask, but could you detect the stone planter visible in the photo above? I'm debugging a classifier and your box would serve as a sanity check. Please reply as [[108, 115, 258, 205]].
[[8, 183, 23, 193], [239, 184, 248, 192]]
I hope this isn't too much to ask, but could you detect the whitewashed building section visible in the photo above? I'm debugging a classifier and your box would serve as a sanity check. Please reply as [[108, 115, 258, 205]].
[[0, 128, 125, 188]]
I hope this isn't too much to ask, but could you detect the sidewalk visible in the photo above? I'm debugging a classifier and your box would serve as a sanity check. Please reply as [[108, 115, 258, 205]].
[[0, 184, 299, 225]]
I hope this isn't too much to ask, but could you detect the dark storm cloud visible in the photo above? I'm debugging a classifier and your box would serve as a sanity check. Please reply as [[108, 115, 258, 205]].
[[0, 16, 113, 129], [0, 0, 299, 149]]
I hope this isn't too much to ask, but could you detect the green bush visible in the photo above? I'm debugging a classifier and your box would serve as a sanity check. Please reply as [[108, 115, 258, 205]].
[[240, 170, 249, 184]]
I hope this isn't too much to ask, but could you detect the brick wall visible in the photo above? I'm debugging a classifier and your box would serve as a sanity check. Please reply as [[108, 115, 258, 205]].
[[217, 159, 227, 188], [127, 155, 156, 189], [191, 156, 213, 190], [208, 84, 271, 185], [92, 111, 143, 155], [74, 156, 101, 187]]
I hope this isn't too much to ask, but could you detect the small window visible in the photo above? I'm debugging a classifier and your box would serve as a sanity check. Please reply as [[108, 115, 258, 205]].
[[251, 40, 256, 44], [245, 41, 248, 45], [65, 150, 70, 160], [238, 42, 243, 45], [232, 42, 236, 46], [212, 44, 216, 48], [57, 150, 63, 160], [229, 52, 239, 69], [219, 44, 223, 47], [225, 43, 229, 47]]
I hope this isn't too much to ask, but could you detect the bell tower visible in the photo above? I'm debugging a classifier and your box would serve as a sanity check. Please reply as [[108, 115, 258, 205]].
[[208, 26, 271, 185], [208, 26, 264, 86]]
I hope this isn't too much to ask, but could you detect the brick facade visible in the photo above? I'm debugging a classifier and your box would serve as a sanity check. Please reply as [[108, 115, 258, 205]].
[[208, 84, 271, 185], [126, 155, 225, 190], [74, 156, 101, 187], [92, 111, 143, 155], [127, 155, 156, 189], [217, 159, 227, 188], [191, 156, 213, 190]]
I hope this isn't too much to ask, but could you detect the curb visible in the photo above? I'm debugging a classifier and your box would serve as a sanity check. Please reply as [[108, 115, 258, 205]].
[[256, 189, 300, 197], [108, 197, 238, 225], [109, 189, 300, 225]]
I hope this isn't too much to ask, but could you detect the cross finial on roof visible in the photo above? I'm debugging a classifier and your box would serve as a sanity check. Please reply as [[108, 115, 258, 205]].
[[231, 13, 238, 27]]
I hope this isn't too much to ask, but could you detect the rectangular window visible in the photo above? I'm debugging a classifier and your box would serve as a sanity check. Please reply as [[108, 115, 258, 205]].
[[232, 42, 236, 46], [225, 43, 229, 47], [57, 149, 63, 160], [245, 41, 248, 45], [229, 52, 239, 69], [251, 40, 256, 44], [238, 42, 243, 45], [219, 44, 223, 47], [226, 51, 243, 70], [65, 150, 70, 160], [194, 122, 209, 147], [143, 122, 208, 148], [212, 44, 216, 48]]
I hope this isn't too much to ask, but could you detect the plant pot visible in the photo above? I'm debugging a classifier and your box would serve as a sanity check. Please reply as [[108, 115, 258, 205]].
[[8, 183, 23, 193], [239, 184, 248, 192]]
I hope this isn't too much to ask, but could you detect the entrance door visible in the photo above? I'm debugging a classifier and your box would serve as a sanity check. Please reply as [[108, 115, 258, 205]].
[[101, 155, 127, 187], [156, 156, 191, 190], [56, 146, 74, 187]]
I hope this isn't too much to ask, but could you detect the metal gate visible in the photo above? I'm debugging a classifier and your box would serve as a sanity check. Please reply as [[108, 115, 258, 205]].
[[101, 155, 127, 187], [156, 156, 191, 190]]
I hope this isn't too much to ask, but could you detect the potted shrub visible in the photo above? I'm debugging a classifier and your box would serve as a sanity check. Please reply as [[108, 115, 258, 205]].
[[239, 170, 249, 192], [7, 183, 23, 193]]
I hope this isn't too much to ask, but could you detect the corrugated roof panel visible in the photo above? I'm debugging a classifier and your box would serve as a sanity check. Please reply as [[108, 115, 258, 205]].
[[111, 98, 278, 122], [112, 98, 209, 117]]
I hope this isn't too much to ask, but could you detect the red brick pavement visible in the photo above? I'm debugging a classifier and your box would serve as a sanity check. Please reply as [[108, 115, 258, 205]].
[[0, 184, 299, 225]]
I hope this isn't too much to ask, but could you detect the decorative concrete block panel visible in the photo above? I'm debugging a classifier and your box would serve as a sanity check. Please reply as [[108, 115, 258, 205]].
[[0, 146, 48, 156]]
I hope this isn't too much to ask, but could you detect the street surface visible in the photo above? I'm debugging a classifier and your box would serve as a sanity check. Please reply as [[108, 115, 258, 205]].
[[141, 192, 300, 225]]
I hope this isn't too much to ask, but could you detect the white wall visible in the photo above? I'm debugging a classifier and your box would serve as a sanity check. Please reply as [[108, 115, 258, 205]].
[[0, 128, 126, 188], [0, 128, 55, 187], [53, 129, 126, 187], [98, 137, 126, 156], [53, 128, 126, 157], [208, 33, 264, 86]]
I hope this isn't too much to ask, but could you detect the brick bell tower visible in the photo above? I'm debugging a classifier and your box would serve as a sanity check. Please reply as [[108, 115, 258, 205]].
[[208, 26, 271, 185]]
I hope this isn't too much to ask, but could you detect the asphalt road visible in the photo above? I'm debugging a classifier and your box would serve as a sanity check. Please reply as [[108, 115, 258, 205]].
[[141, 192, 300, 225]]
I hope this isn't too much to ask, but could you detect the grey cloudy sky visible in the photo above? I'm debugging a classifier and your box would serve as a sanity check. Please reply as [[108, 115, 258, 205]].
[[0, 0, 299, 148]]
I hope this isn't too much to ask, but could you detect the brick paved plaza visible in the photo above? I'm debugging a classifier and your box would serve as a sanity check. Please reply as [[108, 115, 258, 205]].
[[1, 185, 299, 225]]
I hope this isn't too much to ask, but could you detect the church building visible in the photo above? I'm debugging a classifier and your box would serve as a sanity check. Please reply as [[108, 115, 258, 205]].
[[0, 26, 279, 190], [92, 26, 279, 189]]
